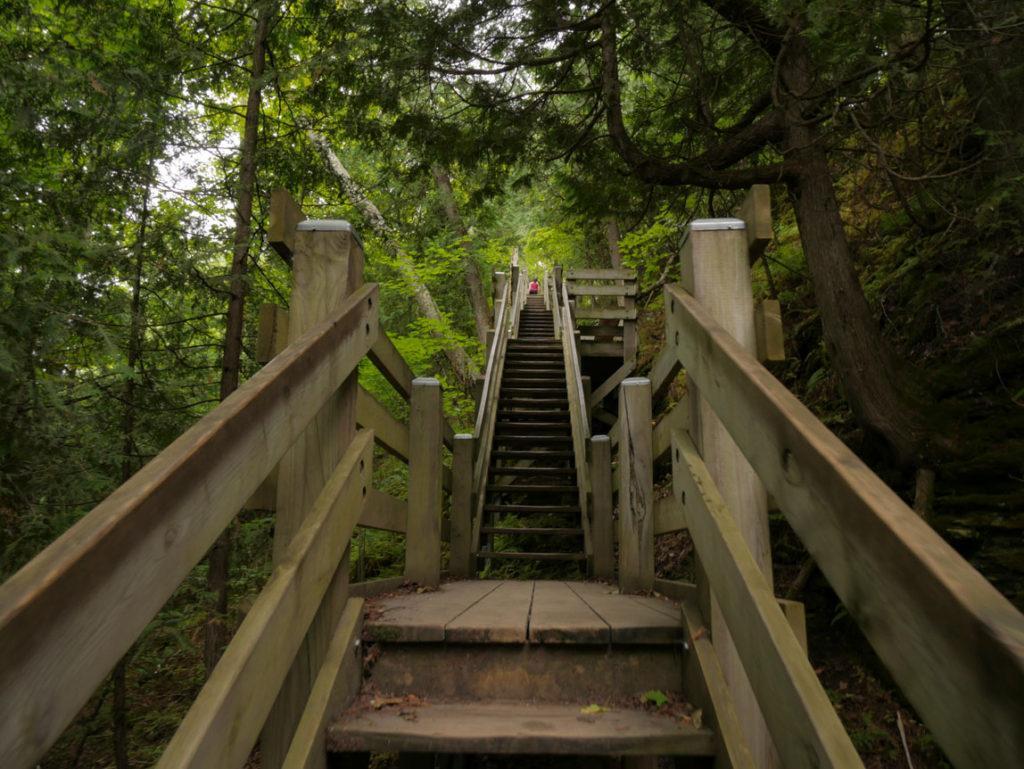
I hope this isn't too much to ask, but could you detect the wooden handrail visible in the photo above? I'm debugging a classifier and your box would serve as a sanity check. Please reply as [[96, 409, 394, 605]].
[[157, 432, 374, 769], [470, 268, 516, 551], [664, 282, 1024, 769], [557, 280, 592, 559], [671, 428, 863, 769], [0, 284, 379, 769]]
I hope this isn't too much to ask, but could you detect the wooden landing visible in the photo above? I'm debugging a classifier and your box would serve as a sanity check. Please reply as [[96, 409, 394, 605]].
[[363, 580, 682, 645], [328, 701, 714, 755]]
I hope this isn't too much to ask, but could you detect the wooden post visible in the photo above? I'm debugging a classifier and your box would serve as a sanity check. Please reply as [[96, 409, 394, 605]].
[[406, 378, 443, 586], [590, 435, 615, 580], [450, 434, 475, 579], [262, 210, 364, 768], [681, 216, 774, 768], [617, 378, 653, 592], [581, 376, 592, 421]]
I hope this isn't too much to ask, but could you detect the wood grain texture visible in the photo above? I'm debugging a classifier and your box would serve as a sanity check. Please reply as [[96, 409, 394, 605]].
[[282, 598, 365, 769], [268, 188, 306, 261], [405, 378, 443, 586], [617, 378, 654, 592], [666, 283, 1024, 769], [567, 282, 637, 296], [363, 581, 501, 642], [590, 436, 615, 580], [654, 493, 686, 536], [566, 268, 637, 280], [445, 580, 533, 642], [734, 184, 771, 262], [648, 345, 683, 405], [672, 428, 864, 769], [652, 398, 689, 462], [449, 434, 475, 578], [754, 299, 785, 362], [157, 432, 373, 769], [680, 222, 773, 768], [573, 307, 637, 320], [568, 582, 681, 644], [360, 489, 406, 533], [680, 599, 756, 769], [0, 285, 377, 769], [328, 701, 714, 756], [529, 581, 609, 644], [265, 225, 365, 768]]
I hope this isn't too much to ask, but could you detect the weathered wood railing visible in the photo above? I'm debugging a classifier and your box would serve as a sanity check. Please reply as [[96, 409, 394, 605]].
[[461, 262, 522, 570], [551, 278, 593, 567], [592, 188, 1024, 769], [0, 190, 459, 769]]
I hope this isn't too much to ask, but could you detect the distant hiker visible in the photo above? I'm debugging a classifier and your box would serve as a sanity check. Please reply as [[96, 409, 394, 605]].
[[529, 278, 539, 294]]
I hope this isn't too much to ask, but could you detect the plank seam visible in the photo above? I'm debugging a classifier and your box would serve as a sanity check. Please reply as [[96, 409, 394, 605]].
[[442, 581, 505, 638], [564, 581, 613, 637], [524, 580, 537, 641]]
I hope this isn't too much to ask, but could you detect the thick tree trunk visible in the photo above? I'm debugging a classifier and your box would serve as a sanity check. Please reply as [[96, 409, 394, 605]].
[[431, 165, 490, 345], [780, 36, 929, 466], [309, 131, 480, 384], [205, 0, 273, 675]]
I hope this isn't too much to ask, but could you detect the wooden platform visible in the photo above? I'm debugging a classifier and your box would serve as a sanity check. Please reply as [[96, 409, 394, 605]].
[[328, 701, 715, 755], [363, 580, 682, 645]]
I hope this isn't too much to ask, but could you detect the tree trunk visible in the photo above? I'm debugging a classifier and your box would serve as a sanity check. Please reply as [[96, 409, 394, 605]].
[[780, 35, 930, 466], [431, 165, 490, 345], [309, 131, 480, 384], [205, 0, 274, 675], [605, 216, 623, 268]]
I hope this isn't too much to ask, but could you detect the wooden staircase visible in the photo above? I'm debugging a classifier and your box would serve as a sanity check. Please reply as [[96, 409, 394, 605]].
[[329, 581, 716, 761], [479, 295, 585, 567]]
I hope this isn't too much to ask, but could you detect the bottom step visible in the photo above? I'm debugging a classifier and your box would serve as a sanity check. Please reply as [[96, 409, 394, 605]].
[[328, 700, 715, 755]]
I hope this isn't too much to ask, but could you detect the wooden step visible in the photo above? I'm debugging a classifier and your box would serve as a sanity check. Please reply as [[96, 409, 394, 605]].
[[490, 450, 574, 460], [484, 503, 580, 513], [493, 435, 572, 444], [488, 466, 577, 476], [482, 527, 582, 536], [501, 388, 568, 396], [328, 701, 715, 756], [476, 551, 586, 561], [497, 410, 570, 419], [496, 421, 570, 431], [500, 397, 568, 405], [485, 484, 577, 493]]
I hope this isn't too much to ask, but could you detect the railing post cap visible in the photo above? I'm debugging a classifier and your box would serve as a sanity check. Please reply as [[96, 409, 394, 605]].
[[296, 218, 364, 249], [412, 376, 440, 387], [591, 434, 611, 444], [454, 433, 473, 440], [690, 218, 746, 232], [621, 377, 651, 387]]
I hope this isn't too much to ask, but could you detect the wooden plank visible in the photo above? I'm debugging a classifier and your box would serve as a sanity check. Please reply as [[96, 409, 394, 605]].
[[268, 188, 306, 262], [568, 582, 681, 644], [672, 427, 864, 769], [755, 299, 785, 362], [363, 581, 501, 642], [580, 341, 623, 357], [406, 378, 443, 586], [680, 600, 756, 769], [589, 360, 636, 409], [779, 598, 808, 655], [590, 436, 615, 579], [654, 493, 686, 536], [256, 303, 290, 364], [734, 184, 771, 262], [648, 345, 682, 406], [652, 397, 689, 462], [566, 268, 636, 280], [266, 222, 365, 768], [328, 701, 714, 756], [653, 578, 697, 604], [356, 385, 409, 461], [617, 378, 654, 592], [0, 285, 378, 769], [350, 576, 406, 598], [573, 307, 637, 320], [366, 333, 455, 450], [282, 598, 364, 769], [449, 434, 475, 579], [360, 489, 406, 533], [667, 284, 1024, 769], [157, 432, 373, 769], [529, 581, 609, 644], [446, 580, 533, 642], [567, 282, 637, 296]]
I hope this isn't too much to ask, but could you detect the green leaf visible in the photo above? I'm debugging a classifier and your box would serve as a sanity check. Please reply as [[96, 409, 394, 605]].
[[642, 690, 669, 707], [580, 704, 608, 715]]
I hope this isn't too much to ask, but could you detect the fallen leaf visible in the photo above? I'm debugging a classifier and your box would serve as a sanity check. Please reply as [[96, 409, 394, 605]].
[[580, 704, 608, 715], [691, 708, 703, 729], [642, 689, 669, 707], [693, 626, 707, 641]]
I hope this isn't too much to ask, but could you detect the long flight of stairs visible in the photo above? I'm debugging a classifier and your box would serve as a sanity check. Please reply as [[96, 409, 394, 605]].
[[479, 294, 585, 569]]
